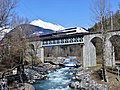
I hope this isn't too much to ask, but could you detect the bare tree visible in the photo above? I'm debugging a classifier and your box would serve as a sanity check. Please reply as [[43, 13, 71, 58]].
[[29, 41, 42, 67], [11, 15, 29, 28], [91, 0, 111, 82], [0, 16, 30, 70], [0, 0, 17, 67], [0, 0, 18, 42], [0, 0, 17, 31]]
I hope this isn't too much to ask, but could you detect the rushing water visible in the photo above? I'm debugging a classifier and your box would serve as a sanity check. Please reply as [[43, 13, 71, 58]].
[[33, 57, 78, 90]]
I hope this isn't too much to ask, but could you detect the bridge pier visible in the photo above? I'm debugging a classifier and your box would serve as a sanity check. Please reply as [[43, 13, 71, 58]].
[[80, 45, 83, 66], [104, 40, 115, 66], [40, 47, 44, 63], [83, 37, 96, 67]]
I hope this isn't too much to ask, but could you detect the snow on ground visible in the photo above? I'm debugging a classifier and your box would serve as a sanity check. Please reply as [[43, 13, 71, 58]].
[[0, 28, 12, 40]]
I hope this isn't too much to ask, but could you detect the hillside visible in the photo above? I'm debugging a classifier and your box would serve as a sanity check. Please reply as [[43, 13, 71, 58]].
[[89, 10, 120, 32]]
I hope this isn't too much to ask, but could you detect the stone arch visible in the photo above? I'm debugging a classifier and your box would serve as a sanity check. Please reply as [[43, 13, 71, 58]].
[[104, 31, 120, 66], [90, 37, 103, 65], [106, 31, 120, 40], [89, 35, 102, 42], [83, 34, 102, 67], [109, 35, 120, 65]]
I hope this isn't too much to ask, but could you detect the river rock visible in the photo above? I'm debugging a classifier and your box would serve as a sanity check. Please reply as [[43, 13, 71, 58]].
[[69, 72, 73, 75], [75, 76, 81, 81], [72, 77, 76, 80], [69, 82, 76, 88], [41, 75, 47, 80]]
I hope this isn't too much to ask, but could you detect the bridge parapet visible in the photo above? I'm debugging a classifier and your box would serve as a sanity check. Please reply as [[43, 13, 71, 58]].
[[41, 36, 83, 46]]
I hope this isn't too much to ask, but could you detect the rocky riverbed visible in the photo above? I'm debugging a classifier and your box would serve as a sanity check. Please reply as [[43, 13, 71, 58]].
[[69, 68, 109, 90], [24, 57, 65, 84], [29, 56, 110, 90]]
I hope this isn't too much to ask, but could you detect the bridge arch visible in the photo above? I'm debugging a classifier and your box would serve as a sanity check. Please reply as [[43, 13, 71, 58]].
[[104, 31, 120, 66], [83, 34, 102, 67], [106, 31, 120, 40], [109, 35, 120, 65], [89, 36, 102, 42], [91, 37, 103, 65], [84, 31, 120, 67]]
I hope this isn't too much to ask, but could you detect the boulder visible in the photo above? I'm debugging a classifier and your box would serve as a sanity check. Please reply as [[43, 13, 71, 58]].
[[69, 82, 76, 88]]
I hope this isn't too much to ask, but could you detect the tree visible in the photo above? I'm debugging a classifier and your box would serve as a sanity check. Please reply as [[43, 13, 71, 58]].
[[11, 15, 29, 28], [91, 0, 111, 82], [0, 15, 30, 69], [29, 44, 34, 69], [0, 0, 17, 31], [0, 0, 17, 67]]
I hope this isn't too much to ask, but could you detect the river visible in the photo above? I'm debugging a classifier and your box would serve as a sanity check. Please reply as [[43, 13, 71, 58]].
[[33, 57, 78, 90]]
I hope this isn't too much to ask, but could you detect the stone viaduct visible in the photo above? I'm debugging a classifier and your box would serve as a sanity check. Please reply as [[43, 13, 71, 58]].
[[83, 30, 118, 67]]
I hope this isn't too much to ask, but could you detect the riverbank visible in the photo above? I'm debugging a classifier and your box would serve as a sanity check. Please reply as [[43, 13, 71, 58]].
[[90, 66, 120, 90], [68, 67, 109, 90], [70, 66, 120, 90], [24, 83, 35, 90], [24, 57, 66, 84], [0, 57, 66, 90]]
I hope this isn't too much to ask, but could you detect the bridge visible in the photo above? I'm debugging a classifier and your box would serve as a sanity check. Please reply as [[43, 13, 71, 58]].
[[30, 27, 120, 67]]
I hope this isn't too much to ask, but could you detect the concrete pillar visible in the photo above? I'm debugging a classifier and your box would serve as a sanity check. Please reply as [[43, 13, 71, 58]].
[[104, 40, 115, 66], [40, 47, 44, 63]]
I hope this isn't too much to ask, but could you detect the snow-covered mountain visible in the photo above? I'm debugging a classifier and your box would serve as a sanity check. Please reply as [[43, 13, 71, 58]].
[[30, 19, 65, 31], [0, 19, 88, 41]]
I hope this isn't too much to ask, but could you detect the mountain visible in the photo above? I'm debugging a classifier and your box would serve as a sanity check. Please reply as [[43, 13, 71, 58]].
[[30, 19, 65, 31], [25, 24, 54, 37], [8, 24, 54, 37]]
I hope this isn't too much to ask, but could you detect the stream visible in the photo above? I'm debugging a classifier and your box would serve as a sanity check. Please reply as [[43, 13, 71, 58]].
[[33, 57, 78, 90]]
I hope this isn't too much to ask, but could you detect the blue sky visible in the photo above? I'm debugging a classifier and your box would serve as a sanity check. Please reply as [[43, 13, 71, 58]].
[[16, 0, 120, 29]]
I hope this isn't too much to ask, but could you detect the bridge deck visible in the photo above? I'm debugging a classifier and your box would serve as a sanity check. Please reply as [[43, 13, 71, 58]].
[[40, 33, 85, 41]]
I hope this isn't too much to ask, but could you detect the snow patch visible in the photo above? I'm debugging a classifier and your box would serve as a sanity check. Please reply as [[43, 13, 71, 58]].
[[0, 28, 12, 40], [30, 19, 65, 31]]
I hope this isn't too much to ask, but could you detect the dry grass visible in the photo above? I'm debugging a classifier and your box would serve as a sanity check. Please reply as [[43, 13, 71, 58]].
[[89, 65, 120, 90]]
